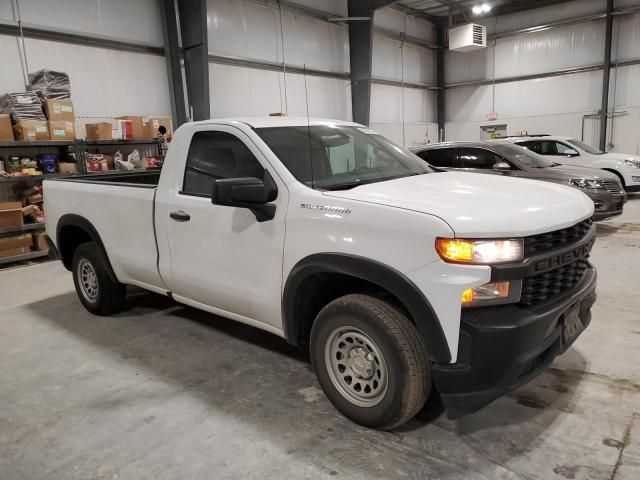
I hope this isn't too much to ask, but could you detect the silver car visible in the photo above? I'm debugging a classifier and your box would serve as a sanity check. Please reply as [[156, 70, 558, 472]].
[[411, 141, 626, 221]]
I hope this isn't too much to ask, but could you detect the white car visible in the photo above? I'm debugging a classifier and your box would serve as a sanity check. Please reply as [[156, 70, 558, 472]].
[[503, 135, 640, 193], [44, 117, 597, 429]]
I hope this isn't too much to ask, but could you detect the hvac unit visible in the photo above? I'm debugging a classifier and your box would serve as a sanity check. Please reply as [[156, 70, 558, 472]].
[[448, 23, 487, 52]]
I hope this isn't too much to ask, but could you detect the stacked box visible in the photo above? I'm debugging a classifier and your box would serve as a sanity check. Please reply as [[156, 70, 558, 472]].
[[0, 114, 13, 141]]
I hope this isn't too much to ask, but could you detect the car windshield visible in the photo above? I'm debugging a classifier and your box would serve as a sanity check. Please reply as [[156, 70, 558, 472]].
[[491, 143, 555, 168], [568, 139, 604, 155], [255, 125, 432, 190]]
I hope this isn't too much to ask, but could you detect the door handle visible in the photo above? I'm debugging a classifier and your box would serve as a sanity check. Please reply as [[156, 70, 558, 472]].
[[170, 210, 191, 222]]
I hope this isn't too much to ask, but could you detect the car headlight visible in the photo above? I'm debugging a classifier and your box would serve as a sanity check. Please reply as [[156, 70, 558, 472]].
[[624, 159, 640, 168], [570, 178, 604, 189], [436, 238, 524, 264]]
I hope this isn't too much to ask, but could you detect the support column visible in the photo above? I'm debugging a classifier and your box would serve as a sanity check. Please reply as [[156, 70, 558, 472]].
[[347, 0, 375, 126], [436, 26, 445, 142], [599, 0, 614, 151], [160, 0, 188, 128], [177, 0, 210, 121]]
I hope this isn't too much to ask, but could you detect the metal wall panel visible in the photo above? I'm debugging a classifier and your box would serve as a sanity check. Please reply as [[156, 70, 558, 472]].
[[0, 34, 26, 93], [372, 36, 435, 84], [15, 37, 171, 117], [614, 12, 640, 61], [289, 0, 346, 17], [207, 0, 349, 73], [611, 64, 640, 107], [209, 63, 351, 120], [370, 83, 436, 146], [374, 7, 434, 42], [5, 0, 163, 46], [493, 22, 606, 78]]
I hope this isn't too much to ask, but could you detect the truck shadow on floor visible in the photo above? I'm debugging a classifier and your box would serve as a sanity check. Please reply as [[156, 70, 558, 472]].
[[26, 290, 589, 479]]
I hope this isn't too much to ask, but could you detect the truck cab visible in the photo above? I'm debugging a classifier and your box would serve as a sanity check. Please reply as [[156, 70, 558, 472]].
[[44, 118, 597, 429]]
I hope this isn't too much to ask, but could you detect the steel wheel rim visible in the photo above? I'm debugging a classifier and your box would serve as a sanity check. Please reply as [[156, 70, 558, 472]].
[[78, 259, 99, 302], [324, 326, 388, 407]]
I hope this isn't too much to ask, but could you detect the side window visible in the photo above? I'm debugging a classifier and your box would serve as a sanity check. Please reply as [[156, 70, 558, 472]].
[[555, 142, 578, 155], [416, 148, 457, 168], [183, 131, 265, 196], [538, 141, 558, 155], [517, 141, 541, 154], [459, 148, 501, 169]]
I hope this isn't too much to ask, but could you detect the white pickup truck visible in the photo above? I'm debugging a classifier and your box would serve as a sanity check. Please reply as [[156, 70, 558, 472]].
[[44, 117, 597, 429]]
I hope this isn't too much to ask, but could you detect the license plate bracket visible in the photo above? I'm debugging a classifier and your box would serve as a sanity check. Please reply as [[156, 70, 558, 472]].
[[562, 303, 584, 348]]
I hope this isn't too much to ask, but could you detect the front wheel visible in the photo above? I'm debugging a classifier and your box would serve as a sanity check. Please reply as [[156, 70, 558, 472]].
[[72, 242, 126, 315], [310, 294, 431, 430]]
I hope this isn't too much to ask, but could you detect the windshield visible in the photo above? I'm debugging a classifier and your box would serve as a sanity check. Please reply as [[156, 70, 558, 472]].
[[491, 143, 554, 168], [568, 139, 603, 155], [256, 125, 432, 190]]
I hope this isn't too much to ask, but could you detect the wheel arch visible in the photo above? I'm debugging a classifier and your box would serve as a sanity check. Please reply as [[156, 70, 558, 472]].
[[56, 214, 118, 282], [601, 168, 626, 187], [282, 253, 452, 364]]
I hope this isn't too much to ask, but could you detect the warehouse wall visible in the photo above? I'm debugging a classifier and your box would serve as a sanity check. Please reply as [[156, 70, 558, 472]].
[[444, 0, 640, 155], [206, 0, 438, 147], [370, 7, 438, 146], [207, 0, 351, 121], [0, 0, 170, 126]]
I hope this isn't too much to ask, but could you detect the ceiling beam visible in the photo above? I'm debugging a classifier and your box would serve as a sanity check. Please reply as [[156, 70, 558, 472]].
[[481, 0, 575, 19], [389, 3, 444, 25]]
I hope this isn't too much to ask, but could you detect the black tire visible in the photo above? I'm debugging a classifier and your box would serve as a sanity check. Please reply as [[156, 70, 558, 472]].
[[310, 294, 430, 430], [72, 242, 126, 315]]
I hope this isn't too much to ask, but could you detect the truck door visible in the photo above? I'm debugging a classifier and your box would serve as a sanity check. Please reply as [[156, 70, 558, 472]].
[[159, 125, 287, 331]]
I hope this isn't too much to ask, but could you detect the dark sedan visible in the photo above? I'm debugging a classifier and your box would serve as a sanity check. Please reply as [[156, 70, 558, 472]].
[[411, 141, 626, 221]]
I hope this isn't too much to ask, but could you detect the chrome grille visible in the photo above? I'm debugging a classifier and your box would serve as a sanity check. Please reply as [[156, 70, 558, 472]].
[[524, 218, 593, 256], [602, 180, 622, 194], [520, 260, 589, 306]]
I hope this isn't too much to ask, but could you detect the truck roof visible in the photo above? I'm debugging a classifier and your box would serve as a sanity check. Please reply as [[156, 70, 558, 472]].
[[190, 117, 362, 129]]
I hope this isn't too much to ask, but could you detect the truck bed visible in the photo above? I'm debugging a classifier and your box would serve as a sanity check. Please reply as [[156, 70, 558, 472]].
[[44, 172, 165, 292]]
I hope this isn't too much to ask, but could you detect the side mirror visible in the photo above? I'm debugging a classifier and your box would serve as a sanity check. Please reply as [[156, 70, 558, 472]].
[[212, 175, 277, 222], [492, 162, 511, 172], [565, 149, 579, 157]]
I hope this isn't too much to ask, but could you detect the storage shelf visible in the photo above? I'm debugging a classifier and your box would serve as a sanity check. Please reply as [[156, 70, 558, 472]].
[[0, 250, 48, 266], [84, 139, 159, 146], [0, 223, 45, 235], [0, 140, 75, 148]]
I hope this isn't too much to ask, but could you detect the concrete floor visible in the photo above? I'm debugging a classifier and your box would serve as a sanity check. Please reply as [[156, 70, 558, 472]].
[[1, 199, 639, 480]]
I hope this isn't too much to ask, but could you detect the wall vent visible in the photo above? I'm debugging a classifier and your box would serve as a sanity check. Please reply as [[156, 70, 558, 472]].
[[449, 23, 487, 52]]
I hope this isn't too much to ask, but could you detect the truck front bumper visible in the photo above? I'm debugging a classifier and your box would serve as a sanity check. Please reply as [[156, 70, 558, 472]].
[[432, 264, 597, 419]]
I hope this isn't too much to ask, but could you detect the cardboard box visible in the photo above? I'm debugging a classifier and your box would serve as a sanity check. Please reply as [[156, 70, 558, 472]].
[[48, 120, 76, 141], [85, 122, 112, 140], [0, 114, 13, 141], [33, 231, 49, 253], [0, 202, 24, 228], [0, 246, 31, 259], [13, 121, 50, 141], [0, 233, 32, 251], [115, 116, 147, 139], [43, 99, 75, 121], [113, 120, 132, 140], [58, 162, 78, 174], [144, 116, 172, 138]]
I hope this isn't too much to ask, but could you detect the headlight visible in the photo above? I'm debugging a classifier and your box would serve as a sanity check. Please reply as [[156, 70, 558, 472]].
[[570, 178, 604, 189], [436, 238, 524, 264], [624, 159, 640, 168], [462, 280, 522, 307]]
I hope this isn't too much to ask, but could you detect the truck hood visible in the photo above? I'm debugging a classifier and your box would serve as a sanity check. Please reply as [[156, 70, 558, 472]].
[[323, 172, 594, 237], [534, 164, 619, 182]]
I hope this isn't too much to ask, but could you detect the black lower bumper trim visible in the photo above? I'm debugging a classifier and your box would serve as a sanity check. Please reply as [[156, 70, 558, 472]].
[[432, 265, 597, 418], [45, 235, 61, 261], [626, 185, 640, 193]]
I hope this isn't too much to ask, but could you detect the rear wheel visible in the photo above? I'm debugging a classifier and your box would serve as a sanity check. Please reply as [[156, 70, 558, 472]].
[[310, 294, 430, 430], [72, 242, 126, 315]]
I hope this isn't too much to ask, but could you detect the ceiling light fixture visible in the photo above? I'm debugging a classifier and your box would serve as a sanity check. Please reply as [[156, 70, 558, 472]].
[[472, 3, 492, 15]]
